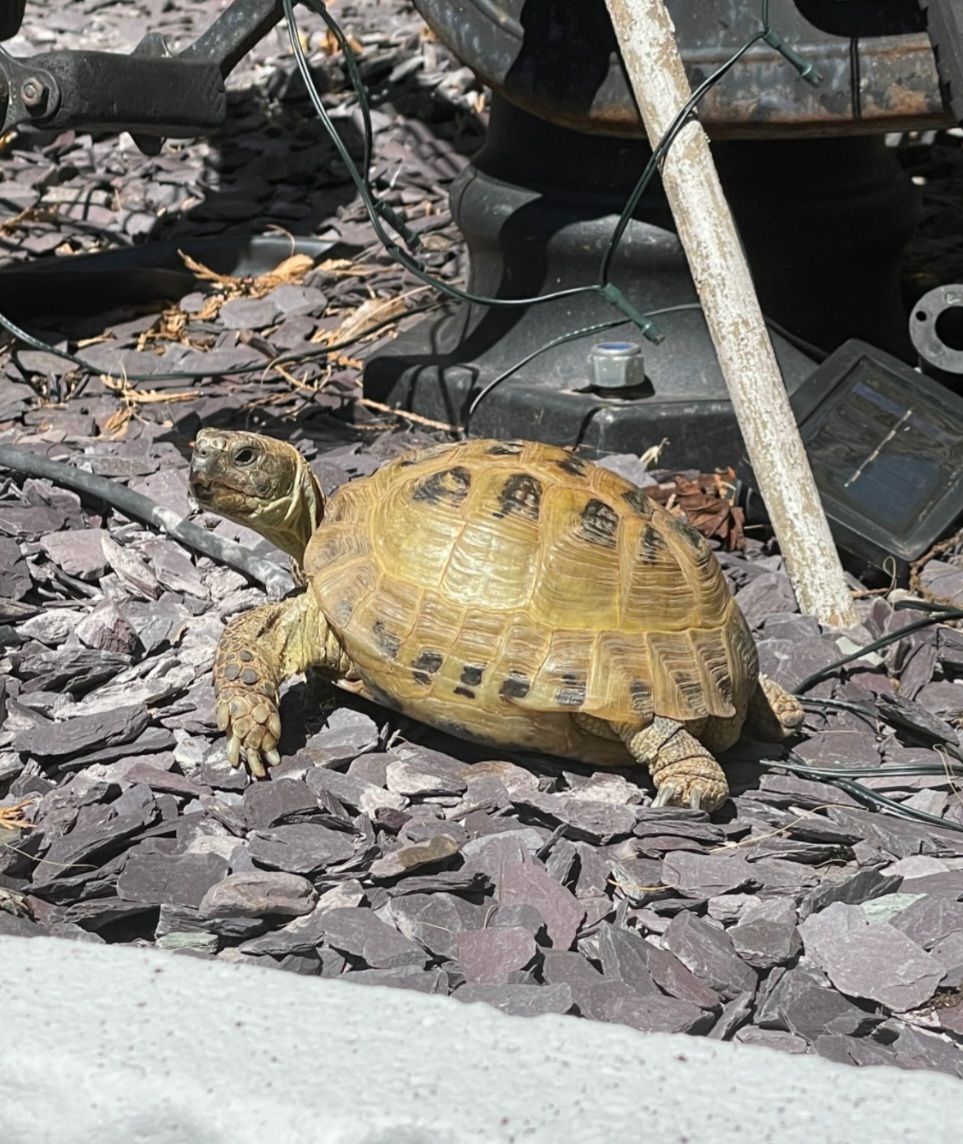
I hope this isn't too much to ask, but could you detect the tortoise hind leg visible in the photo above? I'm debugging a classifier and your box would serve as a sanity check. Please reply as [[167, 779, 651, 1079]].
[[745, 675, 804, 741], [573, 712, 728, 812], [617, 717, 729, 812]]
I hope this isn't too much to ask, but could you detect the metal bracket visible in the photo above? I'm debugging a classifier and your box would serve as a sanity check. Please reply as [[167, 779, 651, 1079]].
[[0, 0, 285, 151]]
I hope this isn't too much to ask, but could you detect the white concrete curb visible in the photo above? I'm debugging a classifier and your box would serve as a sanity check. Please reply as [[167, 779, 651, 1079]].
[[2, 935, 961, 1143]]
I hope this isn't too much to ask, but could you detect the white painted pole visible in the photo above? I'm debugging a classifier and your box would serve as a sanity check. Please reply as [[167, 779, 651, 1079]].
[[605, 0, 858, 627]]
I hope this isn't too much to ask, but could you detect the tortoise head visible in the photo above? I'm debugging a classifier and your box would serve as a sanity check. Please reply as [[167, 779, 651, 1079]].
[[189, 429, 324, 571]]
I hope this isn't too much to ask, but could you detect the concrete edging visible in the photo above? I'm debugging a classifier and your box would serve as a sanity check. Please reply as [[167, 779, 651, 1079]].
[[2, 934, 962, 1143]]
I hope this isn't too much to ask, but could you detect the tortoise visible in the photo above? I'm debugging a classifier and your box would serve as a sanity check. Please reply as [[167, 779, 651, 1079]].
[[189, 430, 803, 811]]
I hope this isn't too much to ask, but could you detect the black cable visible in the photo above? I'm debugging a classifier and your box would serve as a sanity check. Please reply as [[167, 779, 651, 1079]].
[[792, 606, 963, 694], [0, 0, 815, 389], [0, 444, 293, 597], [849, 37, 863, 120], [284, 0, 814, 342], [599, 30, 768, 287], [464, 318, 630, 426], [779, 751, 963, 782], [748, 752, 963, 834]]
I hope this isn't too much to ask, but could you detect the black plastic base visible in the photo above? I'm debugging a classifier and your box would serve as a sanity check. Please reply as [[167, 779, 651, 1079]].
[[365, 301, 816, 469], [365, 98, 919, 468]]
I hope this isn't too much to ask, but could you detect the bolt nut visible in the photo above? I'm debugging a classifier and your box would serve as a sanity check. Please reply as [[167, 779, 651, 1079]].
[[589, 341, 648, 391], [20, 77, 49, 113]]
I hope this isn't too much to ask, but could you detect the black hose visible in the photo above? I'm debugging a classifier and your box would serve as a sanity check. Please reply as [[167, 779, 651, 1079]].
[[0, 444, 292, 597]]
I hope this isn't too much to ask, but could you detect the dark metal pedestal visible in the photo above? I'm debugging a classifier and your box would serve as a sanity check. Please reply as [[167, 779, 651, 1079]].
[[364, 99, 919, 469]]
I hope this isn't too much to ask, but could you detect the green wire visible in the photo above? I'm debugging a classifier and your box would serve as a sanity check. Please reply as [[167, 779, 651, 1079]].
[[284, 0, 815, 339], [0, 0, 815, 386]]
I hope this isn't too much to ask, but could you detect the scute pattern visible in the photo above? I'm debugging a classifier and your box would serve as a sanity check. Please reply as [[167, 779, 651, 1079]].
[[304, 438, 755, 755]]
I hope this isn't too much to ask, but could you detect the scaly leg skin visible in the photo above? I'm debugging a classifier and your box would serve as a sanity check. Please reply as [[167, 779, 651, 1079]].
[[745, 674, 804, 741], [617, 716, 729, 813], [213, 591, 345, 778]]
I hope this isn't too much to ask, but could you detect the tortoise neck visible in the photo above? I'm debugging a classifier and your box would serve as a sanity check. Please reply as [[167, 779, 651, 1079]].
[[264, 459, 324, 574]]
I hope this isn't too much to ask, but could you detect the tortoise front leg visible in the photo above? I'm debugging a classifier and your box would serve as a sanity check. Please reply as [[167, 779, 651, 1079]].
[[618, 717, 729, 812], [214, 591, 342, 777]]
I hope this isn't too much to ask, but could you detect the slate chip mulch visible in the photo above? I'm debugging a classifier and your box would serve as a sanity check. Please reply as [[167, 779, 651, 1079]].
[[0, 0, 962, 1081]]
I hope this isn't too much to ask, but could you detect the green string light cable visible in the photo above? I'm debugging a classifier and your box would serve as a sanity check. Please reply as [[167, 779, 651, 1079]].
[[0, 0, 813, 392]]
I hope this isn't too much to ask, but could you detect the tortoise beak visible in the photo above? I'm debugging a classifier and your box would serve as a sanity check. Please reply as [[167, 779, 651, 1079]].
[[189, 431, 227, 503]]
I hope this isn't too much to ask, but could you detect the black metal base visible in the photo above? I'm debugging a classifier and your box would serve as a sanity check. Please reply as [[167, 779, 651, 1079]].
[[364, 99, 919, 468], [364, 299, 816, 469]]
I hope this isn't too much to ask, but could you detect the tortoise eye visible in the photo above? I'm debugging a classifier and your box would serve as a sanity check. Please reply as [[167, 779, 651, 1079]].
[[234, 446, 257, 466]]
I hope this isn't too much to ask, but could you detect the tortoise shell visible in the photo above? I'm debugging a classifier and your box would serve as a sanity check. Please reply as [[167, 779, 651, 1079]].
[[303, 439, 758, 764]]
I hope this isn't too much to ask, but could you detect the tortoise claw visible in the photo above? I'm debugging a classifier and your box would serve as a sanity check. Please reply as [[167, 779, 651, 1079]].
[[653, 782, 682, 808], [217, 685, 282, 778], [652, 781, 712, 811]]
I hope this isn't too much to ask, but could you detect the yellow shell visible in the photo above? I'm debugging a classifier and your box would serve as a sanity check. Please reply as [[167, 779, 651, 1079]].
[[303, 439, 757, 765]]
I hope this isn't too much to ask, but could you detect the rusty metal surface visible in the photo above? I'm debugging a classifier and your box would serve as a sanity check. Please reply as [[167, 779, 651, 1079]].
[[414, 0, 949, 136]]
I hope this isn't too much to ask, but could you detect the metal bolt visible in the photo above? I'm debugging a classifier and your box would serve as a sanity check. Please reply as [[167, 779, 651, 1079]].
[[20, 77, 49, 114], [588, 341, 649, 391]]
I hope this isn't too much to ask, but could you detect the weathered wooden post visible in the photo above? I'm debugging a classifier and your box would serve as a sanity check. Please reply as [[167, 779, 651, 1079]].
[[605, 0, 858, 627]]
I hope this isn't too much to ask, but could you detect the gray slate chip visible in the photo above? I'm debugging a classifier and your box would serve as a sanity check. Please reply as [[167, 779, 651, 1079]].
[[826, 807, 943, 859], [729, 917, 801, 970], [806, 920, 944, 1010], [587, 984, 713, 1034], [300, 708, 380, 758], [594, 922, 660, 995], [242, 779, 320, 829], [454, 983, 574, 1018], [386, 892, 485, 960], [875, 692, 960, 746], [515, 792, 636, 843], [456, 926, 536, 985], [812, 1035, 898, 1069], [734, 1028, 810, 1053], [369, 834, 461, 879], [0, 538, 29, 600], [0, 912, 41, 937], [793, 730, 881, 769], [248, 824, 356, 875], [237, 905, 343, 957], [16, 703, 150, 758], [199, 871, 318, 919], [707, 991, 754, 1040], [661, 850, 760, 896], [0, 504, 66, 540], [117, 847, 228, 909], [466, 832, 583, 949], [889, 893, 963, 949], [498, 852, 584, 950], [18, 647, 131, 696], [757, 966, 880, 1039], [318, 907, 426, 970], [883, 1023, 963, 1078], [646, 944, 721, 1010], [33, 784, 159, 882], [340, 966, 449, 994], [802, 866, 902, 915], [39, 528, 109, 580], [661, 912, 758, 1000], [385, 750, 468, 796], [306, 766, 405, 815], [540, 950, 606, 990], [931, 930, 963, 988]]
